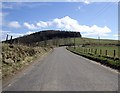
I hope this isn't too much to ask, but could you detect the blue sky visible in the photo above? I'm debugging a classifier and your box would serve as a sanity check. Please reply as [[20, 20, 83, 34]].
[[1, 1, 118, 40]]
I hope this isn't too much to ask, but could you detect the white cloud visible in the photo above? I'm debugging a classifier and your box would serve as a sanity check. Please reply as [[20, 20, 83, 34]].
[[83, 0, 91, 4], [66, 0, 91, 4], [37, 21, 48, 28], [23, 16, 111, 38], [8, 21, 21, 28], [82, 25, 111, 37], [24, 21, 51, 30], [52, 16, 80, 30], [51, 16, 111, 37], [25, 31, 35, 35], [24, 22, 37, 30]]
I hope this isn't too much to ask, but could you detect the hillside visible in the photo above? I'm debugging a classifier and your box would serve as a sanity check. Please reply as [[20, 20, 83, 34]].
[[4, 30, 81, 45]]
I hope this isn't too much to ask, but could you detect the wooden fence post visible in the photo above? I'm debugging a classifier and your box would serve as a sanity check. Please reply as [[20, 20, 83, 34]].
[[84, 48, 85, 53], [100, 49, 102, 56], [105, 50, 107, 56], [6, 34, 8, 41], [91, 48, 93, 53], [10, 36, 13, 44], [89, 48, 90, 53], [114, 50, 116, 57], [95, 49, 97, 54]]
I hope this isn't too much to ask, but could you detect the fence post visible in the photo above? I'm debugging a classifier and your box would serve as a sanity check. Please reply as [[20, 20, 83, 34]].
[[91, 48, 93, 53], [6, 34, 8, 41], [114, 50, 116, 57], [89, 48, 90, 53], [10, 36, 13, 44], [105, 50, 107, 56], [100, 49, 102, 56], [95, 49, 97, 54]]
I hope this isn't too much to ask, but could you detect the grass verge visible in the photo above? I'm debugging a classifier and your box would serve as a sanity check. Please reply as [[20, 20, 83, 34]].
[[66, 47, 120, 71], [2, 43, 52, 80]]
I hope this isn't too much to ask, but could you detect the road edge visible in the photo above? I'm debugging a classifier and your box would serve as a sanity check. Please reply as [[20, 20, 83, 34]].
[[2, 48, 53, 90], [66, 48, 119, 74]]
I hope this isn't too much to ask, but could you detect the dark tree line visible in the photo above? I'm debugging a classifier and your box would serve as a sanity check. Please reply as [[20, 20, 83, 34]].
[[3, 30, 82, 45]]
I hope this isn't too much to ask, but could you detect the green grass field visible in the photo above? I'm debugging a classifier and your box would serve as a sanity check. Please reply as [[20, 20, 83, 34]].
[[70, 37, 118, 45], [74, 46, 119, 58]]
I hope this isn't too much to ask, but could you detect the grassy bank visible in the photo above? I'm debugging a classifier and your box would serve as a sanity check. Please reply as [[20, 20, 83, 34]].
[[2, 43, 52, 79], [67, 46, 120, 71]]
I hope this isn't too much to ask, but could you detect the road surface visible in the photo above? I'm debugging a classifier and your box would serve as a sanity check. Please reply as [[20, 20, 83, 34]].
[[3, 47, 118, 91]]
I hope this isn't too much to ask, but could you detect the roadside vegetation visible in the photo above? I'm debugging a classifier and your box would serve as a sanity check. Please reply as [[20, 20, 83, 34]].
[[2, 43, 52, 80], [67, 37, 120, 71]]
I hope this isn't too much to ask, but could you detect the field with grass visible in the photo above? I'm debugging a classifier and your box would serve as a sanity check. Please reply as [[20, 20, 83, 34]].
[[70, 37, 118, 45], [66, 37, 120, 70], [74, 46, 119, 58]]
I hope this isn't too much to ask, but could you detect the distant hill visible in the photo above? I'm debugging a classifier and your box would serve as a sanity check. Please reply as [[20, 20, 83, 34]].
[[4, 30, 81, 45]]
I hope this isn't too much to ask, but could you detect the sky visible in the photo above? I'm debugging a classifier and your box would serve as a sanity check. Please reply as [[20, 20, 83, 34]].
[[0, 1, 119, 41]]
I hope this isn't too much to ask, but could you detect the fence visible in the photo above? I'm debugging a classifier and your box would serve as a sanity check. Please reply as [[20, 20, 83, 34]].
[[74, 47, 118, 58]]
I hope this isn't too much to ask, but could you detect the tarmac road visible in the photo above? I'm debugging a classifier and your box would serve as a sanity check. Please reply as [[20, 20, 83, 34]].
[[3, 47, 118, 91]]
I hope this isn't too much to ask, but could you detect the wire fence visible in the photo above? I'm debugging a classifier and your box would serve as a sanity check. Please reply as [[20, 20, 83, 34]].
[[71, 46, 118, 59]]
